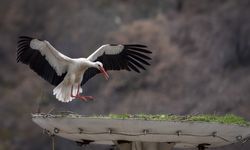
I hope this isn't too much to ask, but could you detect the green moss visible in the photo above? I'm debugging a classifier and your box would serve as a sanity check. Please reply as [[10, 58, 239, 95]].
[[90, 113, 250, 126], [185, 114, 249, 126]]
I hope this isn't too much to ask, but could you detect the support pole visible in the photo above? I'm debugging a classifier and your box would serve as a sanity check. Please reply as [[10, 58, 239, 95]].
[[158, 143, 175, 150], [51, 135, 55, 150], [116, 141, 175, 150], [116, 142, 131, 150]]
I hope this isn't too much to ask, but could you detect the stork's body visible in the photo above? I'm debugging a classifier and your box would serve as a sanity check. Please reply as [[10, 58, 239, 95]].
[[17, 36, 152, 102], [53, 58, 90, 102]]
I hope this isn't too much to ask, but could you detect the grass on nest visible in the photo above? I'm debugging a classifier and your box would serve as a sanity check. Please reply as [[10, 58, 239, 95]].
[[89, 113, 250, 126], [48, 112, 249, 127]]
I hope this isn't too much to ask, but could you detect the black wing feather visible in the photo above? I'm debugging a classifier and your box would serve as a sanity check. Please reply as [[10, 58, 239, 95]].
[[127, 56, 146, 70], [81, 45, 152, 85], [127, 62, 140, 73], [126, 50, 151, 60], [81, 68, 100, 85], [17, 36, 66, 86], [124, 44, 147, 48], [127, 54, 150, 65]]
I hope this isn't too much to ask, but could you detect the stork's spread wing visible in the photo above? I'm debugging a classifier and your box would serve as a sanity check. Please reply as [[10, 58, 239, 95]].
[[17, 36, 72, 86], [81, 44, 152, 85]]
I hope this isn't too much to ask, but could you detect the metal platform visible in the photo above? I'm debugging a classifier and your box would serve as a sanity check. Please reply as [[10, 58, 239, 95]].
[[32, 113, 250, 150]]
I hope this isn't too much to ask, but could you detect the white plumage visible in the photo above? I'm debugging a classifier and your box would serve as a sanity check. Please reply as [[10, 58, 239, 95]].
[[17, 36, 152, 102]]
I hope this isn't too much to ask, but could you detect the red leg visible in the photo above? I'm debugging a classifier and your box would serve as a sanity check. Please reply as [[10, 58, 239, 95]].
[[76, 85, 94, 101], [70, 85, 86, 101], [70, 85, 74, 97], [70, 85, 94, 101], [76, 84, 80, 95], [78, 95, 94, 100], [75, 85, 88, 101]]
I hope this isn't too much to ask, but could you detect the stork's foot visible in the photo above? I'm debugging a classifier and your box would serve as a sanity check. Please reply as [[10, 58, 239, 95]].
[[75, 95, 94, 101]]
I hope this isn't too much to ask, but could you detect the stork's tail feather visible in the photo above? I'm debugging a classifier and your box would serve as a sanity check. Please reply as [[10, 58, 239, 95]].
[[53, 82, 82, 102]]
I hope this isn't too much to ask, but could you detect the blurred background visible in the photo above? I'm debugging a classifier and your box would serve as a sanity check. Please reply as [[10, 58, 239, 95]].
[[1, 0, 250, 149]]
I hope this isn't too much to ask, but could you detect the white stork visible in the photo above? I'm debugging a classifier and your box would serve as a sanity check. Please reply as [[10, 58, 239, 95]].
[[17, 36, 152, 102]]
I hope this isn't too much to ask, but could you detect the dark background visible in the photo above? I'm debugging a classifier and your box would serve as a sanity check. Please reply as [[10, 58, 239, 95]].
[[1, 0, 250, 149]]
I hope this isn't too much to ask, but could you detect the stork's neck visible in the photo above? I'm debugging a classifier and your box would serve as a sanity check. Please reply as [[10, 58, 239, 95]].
[[80, 59, 98, 69], [84, 60, 96, 68]]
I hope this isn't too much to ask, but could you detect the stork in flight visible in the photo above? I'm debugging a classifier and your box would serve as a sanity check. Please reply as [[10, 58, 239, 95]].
[[17, 36, 152, 102]]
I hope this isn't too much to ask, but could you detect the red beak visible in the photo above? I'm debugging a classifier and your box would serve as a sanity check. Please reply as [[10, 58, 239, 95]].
[[99, 67, 109, 80]]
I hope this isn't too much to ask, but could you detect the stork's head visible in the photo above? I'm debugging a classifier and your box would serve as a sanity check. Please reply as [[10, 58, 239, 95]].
[[94, 61, 109, 80]]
